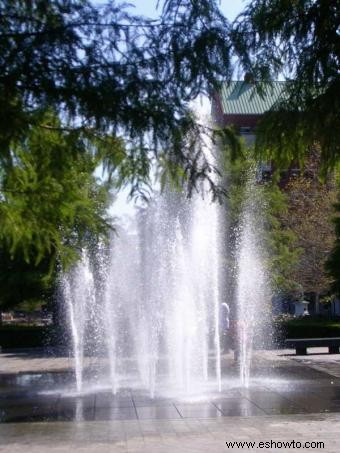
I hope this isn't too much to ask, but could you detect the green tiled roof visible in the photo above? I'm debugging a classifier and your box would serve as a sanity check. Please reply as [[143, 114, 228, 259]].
[[219, 81, 286, 115]]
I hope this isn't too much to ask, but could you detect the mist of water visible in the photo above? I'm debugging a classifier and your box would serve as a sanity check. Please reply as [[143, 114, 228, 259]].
[[61, 103, 271, 397], [61, 100, 227, 396], [236, 183, 270, 387]]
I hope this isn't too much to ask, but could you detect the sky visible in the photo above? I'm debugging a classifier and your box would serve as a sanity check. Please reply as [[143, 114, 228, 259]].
[[131, 0, 246, 20], [105, 0, 248, 218]]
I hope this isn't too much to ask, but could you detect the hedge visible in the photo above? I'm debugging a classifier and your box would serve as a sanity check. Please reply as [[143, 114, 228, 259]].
[[2, 319, 340, 350], [276, 318, 340, 344], [0, 325, 62, 349]]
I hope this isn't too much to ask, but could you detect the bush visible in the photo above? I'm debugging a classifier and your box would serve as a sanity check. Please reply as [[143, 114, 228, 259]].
[[276, 316, 340, 343]]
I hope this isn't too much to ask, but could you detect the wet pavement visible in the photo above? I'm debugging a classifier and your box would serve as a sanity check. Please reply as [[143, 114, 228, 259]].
[[1, 350, 340, 451], [1, 350, 340, 423], [1, 381, 340, 423]]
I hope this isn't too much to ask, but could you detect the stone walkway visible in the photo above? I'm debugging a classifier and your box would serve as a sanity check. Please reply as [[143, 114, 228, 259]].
[[0, 413, 339, 452], [1, 348, 340, 452], [0, 349, 79, 374], [1, 347, 340, 375]]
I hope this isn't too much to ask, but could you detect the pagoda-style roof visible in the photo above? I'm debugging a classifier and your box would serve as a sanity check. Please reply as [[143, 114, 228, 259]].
[[219, 81, 286, 116]]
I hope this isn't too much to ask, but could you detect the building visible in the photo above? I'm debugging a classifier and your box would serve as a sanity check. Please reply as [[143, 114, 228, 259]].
[[212, 80, 285, 138], [212, 80, 300, 183]]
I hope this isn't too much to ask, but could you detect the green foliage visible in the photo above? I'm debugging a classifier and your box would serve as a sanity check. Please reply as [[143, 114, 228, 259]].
[[0, 0, 236, 310], [0, 325, 48, 349], [0, 0, 338, 187], [0, 111, 116, 309], [261, 184, 301, 292], [0, 0, 234, 196], [232, 0, 340, 302], [0, 249, 53, 310], [280, 318, 340, 340], [278, 153, 337, 296], [0, 0, 338, 308], [0, 112, 112, 268], [233, 0, 340, 171]]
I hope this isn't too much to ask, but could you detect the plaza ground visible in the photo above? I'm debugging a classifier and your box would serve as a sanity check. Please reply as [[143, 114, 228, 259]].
[[0, 348, 340, 452]]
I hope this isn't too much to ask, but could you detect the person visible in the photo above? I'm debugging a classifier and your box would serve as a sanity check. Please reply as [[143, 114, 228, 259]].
[[220, 302, 230, 353], [302, 306, 310, 317]]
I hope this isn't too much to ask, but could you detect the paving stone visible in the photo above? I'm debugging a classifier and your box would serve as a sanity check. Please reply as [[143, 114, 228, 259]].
[[94, 407, 137, 421], [213, 398, 267, 416], [95, 393, 134, 409], [1, 349, 340, 450], [175, 403, 223, 418], [136, 405, 181, 420]]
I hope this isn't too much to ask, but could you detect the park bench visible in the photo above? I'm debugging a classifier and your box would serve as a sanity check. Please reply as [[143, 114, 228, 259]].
[[285, 337, 340, 355]]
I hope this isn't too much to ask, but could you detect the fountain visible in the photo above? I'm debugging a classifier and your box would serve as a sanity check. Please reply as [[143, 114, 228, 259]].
[[235, 183, 269, 387], [61, 100, 270, 398], [62, 251, 96, 393]]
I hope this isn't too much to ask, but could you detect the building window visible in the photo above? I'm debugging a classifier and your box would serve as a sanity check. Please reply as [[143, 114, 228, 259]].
[[239, 126, 253, 135]]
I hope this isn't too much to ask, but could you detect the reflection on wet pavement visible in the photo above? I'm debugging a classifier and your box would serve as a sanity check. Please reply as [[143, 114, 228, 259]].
[[1, 364, 340, 423]]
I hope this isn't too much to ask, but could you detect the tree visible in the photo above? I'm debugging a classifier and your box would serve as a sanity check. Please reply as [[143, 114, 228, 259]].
[[232, 0, 340, 294], [222, 140, 300, 296], [326, 201, 340, 296], [0, 111, 113, 309], [1, 0, 339, 299], [0, 0, 238, 270], [262, 184, 302, 293], [0, 0, 233, 194], [232, 0, 339, 170], [2, 1, 337, 174], [279, 151, 337, 300], [0, 249, 53, 311]]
